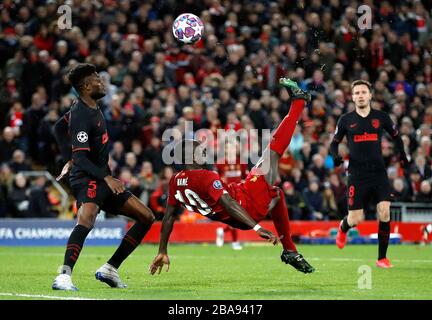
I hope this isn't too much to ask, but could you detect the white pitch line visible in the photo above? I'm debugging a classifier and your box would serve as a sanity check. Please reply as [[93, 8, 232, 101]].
[[0, 292, 104, 300]]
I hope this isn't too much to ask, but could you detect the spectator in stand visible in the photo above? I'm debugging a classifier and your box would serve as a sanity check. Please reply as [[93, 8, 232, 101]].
[[144, 137, 164, 173], [0, 76, 20, 127], [0, 164, 14, 217], [321, 182, 339, 220], [28, 176, 55, 218], [278, 150, 296, 179], [328, 172, 347, 217], [299, 141, 313, 169], [124, 152, 140, 176], [20, 47, 51, 107], [303, 179, 324, 221], [118, 168, 144, 200], [415, 180, 432, 203], [309, 153, 328, 182], [9, 150, 31, 173], [282, 181, 305, 221], [288, 125, 304, 160], [391, 177, 412, 202], [6, 102, 25, 135], [7, 173, 30, 218], [22, 92, 47, 163], [419, 135, 431, 159], [110, 141, 125, 173], [131, 139, 145, 165], [149, 166, 174, 220], [37, 109, 60, 168], [290, 167, 309, 194], [412, 154, 432, 180], [248, 99, 271, 133], [408, 168, 423, 198], [138, 161, 160, 206], [104, 94, 124, 142], [0, 127, 19, 164], [304, 70, 328, 98]]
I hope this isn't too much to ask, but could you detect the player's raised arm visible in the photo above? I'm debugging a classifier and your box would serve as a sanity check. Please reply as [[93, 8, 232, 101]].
[[218, 193, 278, 245], [150, 204, 177, 275], [330, 115, 347, 167], [382, 113, 409, 168]]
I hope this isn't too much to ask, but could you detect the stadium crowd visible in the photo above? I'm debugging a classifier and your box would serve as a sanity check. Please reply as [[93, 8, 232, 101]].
[[0, 0, 431, 220]]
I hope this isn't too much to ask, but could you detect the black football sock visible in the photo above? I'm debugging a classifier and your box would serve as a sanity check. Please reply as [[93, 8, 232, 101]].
[[61, 224, 91, 275], [340, 216, 352, 233], [108, 222, 152, 269], [378, 221, 391, 260]]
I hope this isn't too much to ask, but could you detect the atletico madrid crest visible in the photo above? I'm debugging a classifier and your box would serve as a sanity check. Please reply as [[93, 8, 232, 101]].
[[87, 189, 96, 199], [372, 119, 380, 129]]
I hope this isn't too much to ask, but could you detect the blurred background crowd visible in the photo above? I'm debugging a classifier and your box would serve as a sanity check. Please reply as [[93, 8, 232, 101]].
[[0, 0, 431, 220]]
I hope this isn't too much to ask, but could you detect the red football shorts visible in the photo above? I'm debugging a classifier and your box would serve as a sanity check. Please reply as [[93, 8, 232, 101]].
[[219, 172, 278, 229]]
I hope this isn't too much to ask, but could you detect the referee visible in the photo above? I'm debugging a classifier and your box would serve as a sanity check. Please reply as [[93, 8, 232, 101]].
[[330, 80, 408, 268]]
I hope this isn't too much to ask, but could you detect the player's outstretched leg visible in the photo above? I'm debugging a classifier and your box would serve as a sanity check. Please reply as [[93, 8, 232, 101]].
[[95, 263, 128, 288], [269, 79, 310, 157], [96, 195, 154, 288], [52, 203, 98, 291], [272, 189, 315, 274], [97, 221, 151, 288], [95, 221, 151, 288], [254, 78, 311, 186]]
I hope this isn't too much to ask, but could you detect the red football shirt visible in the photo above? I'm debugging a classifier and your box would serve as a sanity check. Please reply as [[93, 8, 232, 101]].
[[168, 169, 239, 221]]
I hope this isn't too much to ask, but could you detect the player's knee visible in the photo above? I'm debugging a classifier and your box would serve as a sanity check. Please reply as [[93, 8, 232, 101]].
[[378, 209, 390, 222], [147, 212, 155, 224], [351, 217, 359, 225], [350, 213, 364, 225], [77, 213, 97, 229], [377, 203, 390, 221], [139, 208, 155, 224], [77, 205, 98, 229]]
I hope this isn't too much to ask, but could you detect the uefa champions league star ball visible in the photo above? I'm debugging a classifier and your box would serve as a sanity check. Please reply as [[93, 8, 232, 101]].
[[172, 13, 204, 44]]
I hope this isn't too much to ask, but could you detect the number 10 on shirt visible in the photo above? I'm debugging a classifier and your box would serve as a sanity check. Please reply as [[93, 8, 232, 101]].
[[175, 189, 214, 216]]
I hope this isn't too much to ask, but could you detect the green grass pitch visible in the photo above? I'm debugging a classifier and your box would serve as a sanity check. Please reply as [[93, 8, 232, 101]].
[[0, 244, 431, 300]]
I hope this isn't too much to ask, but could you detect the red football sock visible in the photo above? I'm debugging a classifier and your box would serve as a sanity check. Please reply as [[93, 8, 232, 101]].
[[224, 226, 239, 242], [271, 189, 297, 252], [231, 228, 239, 242], [269, 99, 305, 156]]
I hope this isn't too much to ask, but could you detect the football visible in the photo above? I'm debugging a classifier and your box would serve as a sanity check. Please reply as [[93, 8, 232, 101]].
[[172, 13, 204, 44]]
